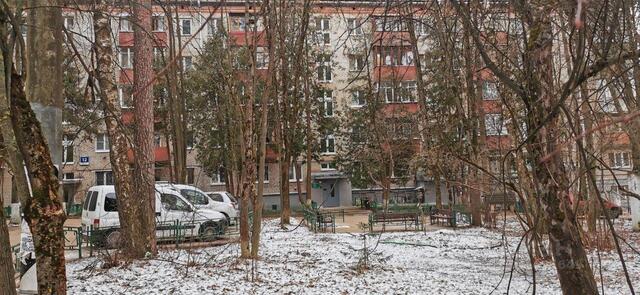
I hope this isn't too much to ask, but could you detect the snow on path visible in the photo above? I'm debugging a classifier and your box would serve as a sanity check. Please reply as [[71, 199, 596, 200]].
[[67, 218, 640, 294]]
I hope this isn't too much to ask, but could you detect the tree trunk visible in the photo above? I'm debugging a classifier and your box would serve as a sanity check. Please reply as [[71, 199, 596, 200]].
[[526, 15, 598, 294], [10, 68, 67, 295], [0, 175, 17, 294], [132, 0, 158, 256], [280, 156, 291, 224], [93, 3, 146, 257], [434, 170, 442, 209], [166, 10, 187, 183]]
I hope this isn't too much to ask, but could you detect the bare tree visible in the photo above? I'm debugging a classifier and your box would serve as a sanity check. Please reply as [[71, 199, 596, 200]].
[[131, 0, 158, 257]]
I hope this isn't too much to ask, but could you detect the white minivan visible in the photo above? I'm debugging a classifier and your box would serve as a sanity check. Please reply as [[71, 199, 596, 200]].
[[157, 184, 239, 224], [81, 185, 227, 248]]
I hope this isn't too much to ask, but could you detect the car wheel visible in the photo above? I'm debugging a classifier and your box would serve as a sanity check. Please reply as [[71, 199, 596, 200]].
[[200, 223, 218, 241], [105, 230, 122, 249], [221, 213, 231, 226]]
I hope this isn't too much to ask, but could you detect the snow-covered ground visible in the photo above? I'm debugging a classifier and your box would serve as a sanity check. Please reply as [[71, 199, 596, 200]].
[[67, 218, 640, 294]]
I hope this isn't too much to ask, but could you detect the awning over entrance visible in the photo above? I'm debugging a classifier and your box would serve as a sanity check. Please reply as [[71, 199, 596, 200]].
[[311, 171, 348, 180]]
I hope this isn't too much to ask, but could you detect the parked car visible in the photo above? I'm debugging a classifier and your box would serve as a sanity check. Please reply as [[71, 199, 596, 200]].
[[568, 192, 623, 219], [81, 185, 227, 248], [156, 184, 239, 224]]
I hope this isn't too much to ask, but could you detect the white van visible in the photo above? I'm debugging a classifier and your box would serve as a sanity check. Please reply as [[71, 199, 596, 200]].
[[157, 184, 239, 223], [81, 185, 227, 248]]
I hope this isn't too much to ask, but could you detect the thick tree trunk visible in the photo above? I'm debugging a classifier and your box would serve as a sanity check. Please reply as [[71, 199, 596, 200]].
[[0, 179, 17, 295], [10, 68, 67, 295], [132, 0, 158, 256], [526, 15, 598, 294], [93, 4, 146, 257], [280, 157, 291, 224]]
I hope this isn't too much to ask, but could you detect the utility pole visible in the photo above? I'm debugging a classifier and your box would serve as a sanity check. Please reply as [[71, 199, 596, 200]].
[[26, 0, 64, 191]]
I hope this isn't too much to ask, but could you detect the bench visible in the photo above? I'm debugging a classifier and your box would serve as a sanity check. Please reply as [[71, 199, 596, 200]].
[[430, 209, 472, 227], [430, 209, 454, 226], [369, 212, 420, 232]]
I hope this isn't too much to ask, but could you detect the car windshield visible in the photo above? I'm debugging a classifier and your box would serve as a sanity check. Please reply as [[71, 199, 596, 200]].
[[160, 194, 192, 211], [180, 189, 209, 205]]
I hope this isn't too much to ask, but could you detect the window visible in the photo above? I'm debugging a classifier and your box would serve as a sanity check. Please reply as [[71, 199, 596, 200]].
[[399, 81, 417, 102], [119, 16, 132, 32], [374, 16, 406, 32], [209, 193, 224, 202], [88, 191, 98, 211], [211, 167, 225, 184], [316, 55, 332, 82], [230, 13, 257, 31], [256, 50, 269, 69], [321, 135, 336, 154], [414, 19, 428, 36], [483, 81, 498, 100], [181, 189, 208, 205], [62, 135, 73, 164], [347, 18, 363, 35], [63, 173, 75, 180], [160, 194, 191, 211], [153, 47, 166, 65], [351, 90, 365, 107], [152, 16, 165, 32], [104, 193, 118, 212], [288, 164, 300, 181], [187, 168, 195, 184], [181, 56, 193, 71], [485, 114, 508, 136], [321, 162, 336, 171], [320, 90, 333, 117], [118, 85, 133, 108], [379, 82, 395, 103], [119, 47, 133, 69], [349, 55, 365, 72], [64, 16, 74, 30], [207, 18, 221, 35], [95, 171, 113, 186], [608, 152, 631, 168], [95, 133, 110, 152], [180, 18, 192, 36], [377, 47, 413, 66], [186, 132, 195, 149], [315, 18, 331, 45]]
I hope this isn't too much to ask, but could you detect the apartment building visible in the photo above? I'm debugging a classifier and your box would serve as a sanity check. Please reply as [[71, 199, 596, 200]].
[[2, 1, 633, 212]]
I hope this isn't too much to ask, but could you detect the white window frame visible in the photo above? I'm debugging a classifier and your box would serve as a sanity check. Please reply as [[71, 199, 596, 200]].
[[317, 55, 332, 82], [320, 162, 337, 171], [379, 82, 395, 103], [315, 18, 331, 45], [118, 85, 133, 108], [288, 163, 300, 182], [321, 90, 333, 117], [485, 114, 508, 136], [483, 81, 498, 100], [63, 16, 75, 30], [181, 56, 193, 71], [95, 170, 114, 186], [347, 18, 363, 35], [349, 55, 365, 72], [609, 152, 632, 168], [119, 16, 132, 32], [152, 15, 165, 32], [210, 168, 225, 185], [62, 135, 74, 164], [95, 133, 110, 152], [351, 90, 365, 107], [119, 47, 133, 69], [321, 135, 336, 154], [256, 49, 269, 69], [180, 18, 192, 36], [207, 18, 221, 36], [400, 81, 417, 103]]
